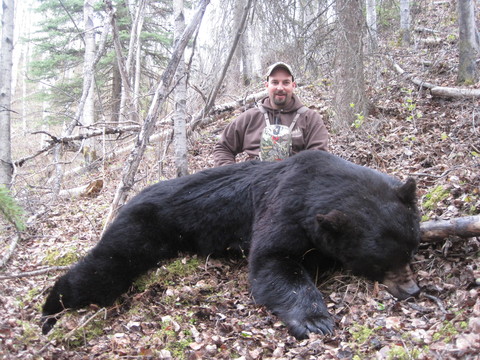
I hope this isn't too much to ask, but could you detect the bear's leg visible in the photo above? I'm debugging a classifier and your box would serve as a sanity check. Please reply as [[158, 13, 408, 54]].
[[41, 241, 173, 334], [42, 203, 177, 334], [249, 247, 334, 340]]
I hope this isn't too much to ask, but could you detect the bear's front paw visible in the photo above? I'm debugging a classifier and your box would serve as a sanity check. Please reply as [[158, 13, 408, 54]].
[[283, 308, 335, 340], [41, 315, 58, 335]]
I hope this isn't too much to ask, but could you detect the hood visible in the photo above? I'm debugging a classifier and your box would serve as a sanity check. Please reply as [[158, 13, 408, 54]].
[[260, 94, 303, 114]]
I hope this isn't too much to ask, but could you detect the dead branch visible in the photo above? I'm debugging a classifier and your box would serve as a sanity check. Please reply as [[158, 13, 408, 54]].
[[0, 266, 70, 280], [420, 214, 480, 242], [14, 125, 140, 167], [189, 89, 268, 133], [421, 293, 447, 314], [0, 231, 21, 268], [389, 58, 480, 98], [64, 308, 108, 340]]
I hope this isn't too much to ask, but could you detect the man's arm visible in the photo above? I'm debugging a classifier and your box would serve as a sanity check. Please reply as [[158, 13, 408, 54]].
[[213, 116, 246, 167], [213, 139, 237, 167], [304, 111, 329, 151]]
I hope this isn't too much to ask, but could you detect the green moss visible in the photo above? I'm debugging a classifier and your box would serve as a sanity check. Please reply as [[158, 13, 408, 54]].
[[166, 338, 191, 359], [48, 312, 106, 348], [43, 247, 81, 266], [422, 185, 449, 211], [16, 286, 42, 309], [165, 257, 201, 277], [141, 316, 195, 360], [432, 320, 459, 342], [387, 345, 421, 360], [134, 256, 202, 291], [349, 324, 381, 344], [17, 321, 40, 346]]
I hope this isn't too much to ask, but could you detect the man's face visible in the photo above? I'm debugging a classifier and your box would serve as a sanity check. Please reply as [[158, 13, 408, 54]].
[[265, 68, 296, 109]]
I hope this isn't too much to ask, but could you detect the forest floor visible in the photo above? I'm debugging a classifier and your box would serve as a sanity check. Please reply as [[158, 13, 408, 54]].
[[1, 4, 480, 359]]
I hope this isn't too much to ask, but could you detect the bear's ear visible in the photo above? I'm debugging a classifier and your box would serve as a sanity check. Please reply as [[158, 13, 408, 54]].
[[316, 210, 349, 233], [396, 177, 417, 204]]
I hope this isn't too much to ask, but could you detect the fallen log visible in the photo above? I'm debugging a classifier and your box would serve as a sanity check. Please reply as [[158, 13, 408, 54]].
[[58, 179, 104, 198], [420, 214, 480, 242], [388, 57, 480, 99]]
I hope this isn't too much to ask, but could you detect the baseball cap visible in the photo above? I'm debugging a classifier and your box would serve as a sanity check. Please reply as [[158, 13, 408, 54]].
[[266, 62, 294, 81]]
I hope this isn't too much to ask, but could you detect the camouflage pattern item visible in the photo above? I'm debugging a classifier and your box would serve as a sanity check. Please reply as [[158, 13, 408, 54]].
[[258, 105, 308, 161], [259, 124, 293, 161]]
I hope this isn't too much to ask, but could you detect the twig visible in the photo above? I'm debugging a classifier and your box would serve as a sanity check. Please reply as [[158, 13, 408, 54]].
[[64, 308, 108, 340], [14, 126, 141, 167], [37, 308, 107, 355], [0, 266, 69, 280], [421, 293, 447, 314]]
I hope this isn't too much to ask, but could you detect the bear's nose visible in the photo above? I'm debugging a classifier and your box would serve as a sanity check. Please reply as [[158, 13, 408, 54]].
[[382, 264, 420, 300]]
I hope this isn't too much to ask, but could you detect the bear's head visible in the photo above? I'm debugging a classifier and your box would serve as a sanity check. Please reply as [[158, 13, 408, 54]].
[[315, 178, 421, 299]]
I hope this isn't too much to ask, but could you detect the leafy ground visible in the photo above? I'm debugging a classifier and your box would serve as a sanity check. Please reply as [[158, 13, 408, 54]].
[[1, 3, 480, 359]]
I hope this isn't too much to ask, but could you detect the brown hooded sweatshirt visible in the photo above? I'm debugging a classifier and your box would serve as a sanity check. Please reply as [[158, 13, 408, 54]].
[[213, 94, 329, 166]]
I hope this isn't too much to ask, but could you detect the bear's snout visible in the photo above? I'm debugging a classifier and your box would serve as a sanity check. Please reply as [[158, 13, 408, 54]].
[[382, 264, 420, 300]]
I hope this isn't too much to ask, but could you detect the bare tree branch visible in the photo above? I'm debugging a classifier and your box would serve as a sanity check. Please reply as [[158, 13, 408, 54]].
[[0, 266, 69, 280], [14, 126, 140, 167]]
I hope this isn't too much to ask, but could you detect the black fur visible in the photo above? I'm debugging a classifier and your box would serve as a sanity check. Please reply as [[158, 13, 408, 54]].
[[41, 150, 420, 339]]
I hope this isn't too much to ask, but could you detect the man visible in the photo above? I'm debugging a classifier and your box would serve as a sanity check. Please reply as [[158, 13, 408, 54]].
[[213, 62, 329, 167]]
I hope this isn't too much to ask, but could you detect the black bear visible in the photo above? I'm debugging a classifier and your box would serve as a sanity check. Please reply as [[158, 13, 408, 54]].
[[41, 150, 421, 339]]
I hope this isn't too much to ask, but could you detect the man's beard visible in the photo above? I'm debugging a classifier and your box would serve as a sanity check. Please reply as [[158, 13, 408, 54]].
[[273, 92, 288, 106]]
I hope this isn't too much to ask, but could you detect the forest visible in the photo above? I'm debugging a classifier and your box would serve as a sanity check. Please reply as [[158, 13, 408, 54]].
[[0, 0, 479, 358]]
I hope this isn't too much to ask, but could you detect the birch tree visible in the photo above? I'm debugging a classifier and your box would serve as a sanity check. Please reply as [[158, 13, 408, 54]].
[[173, 0, 188, 177], [0, 0, 14, 187], [366, 0, 377, 51], [82, 0, 97, 164], [400, 0, 410, 46], [457, 0, 479, 84]]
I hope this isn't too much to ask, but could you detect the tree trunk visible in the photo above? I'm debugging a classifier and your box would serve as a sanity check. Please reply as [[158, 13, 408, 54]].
[[400, 0, 411, 46], [173, 0, 189, 177], [107, 0, 142, 123], [111, 58, 122, 123], [366, 0, 377, 51], [132, 0, 145, 118], [82, 0, 97, 164], [240, 24, 252, 86], [229, 0, 245, 90], [0, 0, 14, 187], [420, 215, 480, 242], [49, 12, 111, 198], [110, 1, 129, 124], [204, 0, 254, 116], [103, 0, 210, 231], [333, 0, 368, 130], [457, 0, 478, 84]]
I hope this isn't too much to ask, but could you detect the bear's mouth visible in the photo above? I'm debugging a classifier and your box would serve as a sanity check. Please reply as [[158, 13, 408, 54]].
[[382, 264, 420, 300]]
